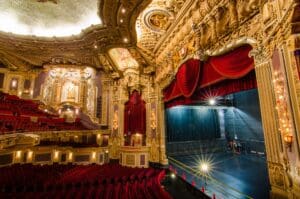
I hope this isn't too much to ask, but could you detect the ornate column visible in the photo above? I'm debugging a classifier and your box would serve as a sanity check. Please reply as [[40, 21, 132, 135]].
[[157, 87, 168, 165], [286, 36, 300, 157], [145, 77, 160, 163], [253, 48, 293, 198], [100, 76, 110, 126], [109, 79, 124, 159]]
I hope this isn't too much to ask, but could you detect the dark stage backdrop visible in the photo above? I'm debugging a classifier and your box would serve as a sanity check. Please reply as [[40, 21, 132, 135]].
[[224, 89, 265, 153], [166, 107, 220, 142]]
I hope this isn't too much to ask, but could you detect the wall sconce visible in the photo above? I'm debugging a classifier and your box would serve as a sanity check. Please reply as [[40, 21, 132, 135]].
[[92, 152, 96, 160], [283, 134, 293, 152], [54, 150, 59, 160], [11, 79, 17, 88], [16, 150, 22, 159], [69, 152, 73, 161], [27, 151, 33, 160]]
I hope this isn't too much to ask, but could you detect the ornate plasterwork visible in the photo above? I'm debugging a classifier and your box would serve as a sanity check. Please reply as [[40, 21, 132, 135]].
[[0, 0, 151, 70], [144, 9, 173, 33], [154, 0, 272, 86], [108, 48, 139, 71], [136, 0, 187, 54], [0, 0, 101, 37]]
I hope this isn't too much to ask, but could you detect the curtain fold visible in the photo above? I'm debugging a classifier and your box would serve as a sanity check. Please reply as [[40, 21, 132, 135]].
[[165, 68, 257, 108], [176, 59, 201, 97], [209, 45, 254, 78], [124, 91, 146, 135], [163, 59, 201, 101], [163, 44, 255, 106]]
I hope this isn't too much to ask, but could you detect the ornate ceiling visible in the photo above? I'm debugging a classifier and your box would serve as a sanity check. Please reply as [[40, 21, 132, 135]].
[[136, 0, 186, 55], [0, 0, 101, 37], [1, 0, 284, 79], [0, 0, 151, 71]]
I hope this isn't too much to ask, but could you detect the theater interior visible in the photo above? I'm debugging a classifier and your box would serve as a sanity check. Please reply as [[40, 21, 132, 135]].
[[0, 0, 300, 198]]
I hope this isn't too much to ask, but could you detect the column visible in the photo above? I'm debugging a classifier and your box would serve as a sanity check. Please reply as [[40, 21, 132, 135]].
[[255, 59, 290, 197], [157, 88, 168, 165]]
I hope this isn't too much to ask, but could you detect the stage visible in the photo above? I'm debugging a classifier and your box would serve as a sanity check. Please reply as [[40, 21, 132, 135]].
[[169, 152, 270, 199]]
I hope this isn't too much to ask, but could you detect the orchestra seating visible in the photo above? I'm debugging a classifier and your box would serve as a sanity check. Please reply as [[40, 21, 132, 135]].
[[0, 163, 171, 199], [0, 92, 87, 134]]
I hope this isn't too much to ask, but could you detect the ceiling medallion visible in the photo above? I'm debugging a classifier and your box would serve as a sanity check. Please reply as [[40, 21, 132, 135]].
[[37, 0, 58, 3], [144, 9, 173, 33]]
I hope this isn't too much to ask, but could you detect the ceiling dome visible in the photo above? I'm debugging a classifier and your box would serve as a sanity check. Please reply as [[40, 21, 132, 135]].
[[0, 0, 102, 37]]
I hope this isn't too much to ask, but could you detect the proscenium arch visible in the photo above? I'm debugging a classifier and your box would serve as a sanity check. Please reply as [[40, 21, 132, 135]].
[[161, 38, 276, 196]]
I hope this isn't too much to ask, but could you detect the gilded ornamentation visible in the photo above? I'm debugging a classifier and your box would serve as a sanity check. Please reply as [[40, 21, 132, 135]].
[[0, 0, 152, 69], [112, 110, 119, 131], [150, 110, 157, 130], [150, 139, 159, 162], [145, 10, 172, 32], [41, 65, 98, 120]]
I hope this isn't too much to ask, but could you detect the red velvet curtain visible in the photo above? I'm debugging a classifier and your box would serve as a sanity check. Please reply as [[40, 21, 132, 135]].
[[165, 71, 257, 108], [124, 91, 146, 135], [163, 44, 256, 107], [208, 45, 254, 78], [163, 59, 201, 101]]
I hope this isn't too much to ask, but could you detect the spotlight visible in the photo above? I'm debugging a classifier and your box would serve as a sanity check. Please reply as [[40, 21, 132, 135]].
[[200, 163, 209, 173], [208, 98, 216, 106], [170, 173, 176, 179]]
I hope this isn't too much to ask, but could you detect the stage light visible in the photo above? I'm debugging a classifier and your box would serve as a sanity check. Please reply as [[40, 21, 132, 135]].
[[208, 98, 216, 106], [200, 162, 209, 173], [171, 173, 176, 179]]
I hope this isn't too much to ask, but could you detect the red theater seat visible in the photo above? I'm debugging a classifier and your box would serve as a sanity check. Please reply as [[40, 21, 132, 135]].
[[0, 163, 171, 199]]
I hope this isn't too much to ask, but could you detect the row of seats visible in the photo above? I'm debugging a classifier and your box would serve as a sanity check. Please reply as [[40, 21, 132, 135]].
[[0, 92, 87, 134], [0, 163, 172, 199], [0, 92, 49, 117]]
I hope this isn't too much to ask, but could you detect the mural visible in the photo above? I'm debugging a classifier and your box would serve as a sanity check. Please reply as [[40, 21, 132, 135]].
[[108, 48, 139, 71]]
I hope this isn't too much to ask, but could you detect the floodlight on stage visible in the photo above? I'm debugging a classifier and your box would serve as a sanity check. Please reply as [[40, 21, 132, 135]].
[[171, 173, 176, 179], [200, 162, 210, 173], [208, 98, 216, 106]]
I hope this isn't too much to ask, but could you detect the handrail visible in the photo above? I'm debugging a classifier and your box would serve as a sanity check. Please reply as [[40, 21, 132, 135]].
[[0, 129, 108, 137], [168, 156, 253, 199]]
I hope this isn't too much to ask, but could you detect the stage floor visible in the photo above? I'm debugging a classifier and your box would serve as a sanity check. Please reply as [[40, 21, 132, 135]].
[[170, 152, 270, 199]]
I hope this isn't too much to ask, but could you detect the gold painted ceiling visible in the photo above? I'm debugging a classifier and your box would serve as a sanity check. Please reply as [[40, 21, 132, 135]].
[[0, 0, 101, 37], [136, 0, 186, 54], [0, 0, 151, 71], [0, 0, 195, 74]]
